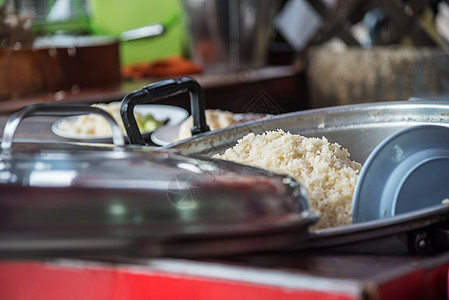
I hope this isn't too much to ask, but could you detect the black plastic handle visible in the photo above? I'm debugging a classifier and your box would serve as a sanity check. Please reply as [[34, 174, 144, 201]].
[[120, 77, 210, 145]]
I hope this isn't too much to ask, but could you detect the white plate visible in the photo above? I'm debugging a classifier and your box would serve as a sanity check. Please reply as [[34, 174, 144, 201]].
[[52, 104, 188, 142], [151, 113, 269, 146], [151, 124, 182, 146]]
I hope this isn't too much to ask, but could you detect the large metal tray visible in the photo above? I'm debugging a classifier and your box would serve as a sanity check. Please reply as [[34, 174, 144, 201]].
[[165, 99, 449, 254], [117, 78, 449, 254], [168, 100, 449, 163]]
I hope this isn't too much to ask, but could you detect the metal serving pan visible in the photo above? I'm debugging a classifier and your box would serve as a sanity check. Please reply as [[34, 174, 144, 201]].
[[167, 100, 449, 163], [169, 100, 449, 254], [0, 101, 316, 259], [121, 77, 449, 254]]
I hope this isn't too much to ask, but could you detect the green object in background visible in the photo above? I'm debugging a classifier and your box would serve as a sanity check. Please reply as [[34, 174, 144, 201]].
[[88, 0, 187, 65]]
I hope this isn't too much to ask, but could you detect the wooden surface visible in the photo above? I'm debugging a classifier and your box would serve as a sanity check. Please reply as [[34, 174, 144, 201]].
[[0, 42, 121, 100], [0, 64, 307, 115], [0, 64, 306, 145]]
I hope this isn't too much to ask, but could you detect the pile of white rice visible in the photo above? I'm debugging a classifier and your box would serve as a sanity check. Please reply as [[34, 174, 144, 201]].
[[213, 130, 362, 230]]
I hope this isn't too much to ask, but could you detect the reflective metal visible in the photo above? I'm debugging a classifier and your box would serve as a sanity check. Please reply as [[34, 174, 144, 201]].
[[169, 100, 449, 164], [168, 100, 449, 254], [0, 143, 315, 258], [0, 104, 315, 258], [182, 0, 281, 72]]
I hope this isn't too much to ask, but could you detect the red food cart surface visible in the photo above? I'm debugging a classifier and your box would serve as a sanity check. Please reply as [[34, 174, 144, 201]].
[[1, 251, 449, 300], [0, 259, 360, 300]]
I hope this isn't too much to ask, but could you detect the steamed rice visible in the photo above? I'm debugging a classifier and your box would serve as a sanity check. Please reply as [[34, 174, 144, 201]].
[[213, 130, 362, 230]]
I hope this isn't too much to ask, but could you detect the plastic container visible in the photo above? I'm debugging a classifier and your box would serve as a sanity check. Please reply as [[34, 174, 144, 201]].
[[88, 0, 187, 65]]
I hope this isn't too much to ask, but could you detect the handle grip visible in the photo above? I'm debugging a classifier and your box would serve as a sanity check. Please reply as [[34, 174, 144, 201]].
[[120, 77, 210, 145], [1, 103, 125, 151]]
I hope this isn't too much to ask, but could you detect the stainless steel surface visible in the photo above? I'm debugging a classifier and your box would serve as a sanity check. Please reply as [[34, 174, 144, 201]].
[[4, 100, 449, 256], [0, 147, 315, 258], [1, 103, 125, 151], [293, 204, 449, 254], [182, 0, 280, 73], [119, 23, 165, 41], [0, 104, 316, 258], [168, 100, 449, 164], [167, 100, 449, 254]]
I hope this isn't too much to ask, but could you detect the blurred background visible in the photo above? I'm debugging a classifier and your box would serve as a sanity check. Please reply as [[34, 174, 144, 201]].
[[0, 0, 449, 113]]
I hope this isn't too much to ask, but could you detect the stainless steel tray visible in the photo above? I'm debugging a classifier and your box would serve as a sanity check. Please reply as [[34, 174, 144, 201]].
[[292, 204, 449, 254], [164, 99, 449, 254], [117, 77, 449, 254], [168, 100, 449, 164]]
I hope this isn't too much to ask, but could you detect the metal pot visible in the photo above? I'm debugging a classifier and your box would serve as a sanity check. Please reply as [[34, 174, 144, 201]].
[[0, 98, 316, 259], [120, 77, 449, 255]]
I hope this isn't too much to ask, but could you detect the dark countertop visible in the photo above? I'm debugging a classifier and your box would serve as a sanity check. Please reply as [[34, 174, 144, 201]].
[[0, 64, 307, 115]]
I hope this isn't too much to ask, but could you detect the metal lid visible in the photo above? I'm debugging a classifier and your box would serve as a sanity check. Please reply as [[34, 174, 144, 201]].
[[0, 103, 316, 258]]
